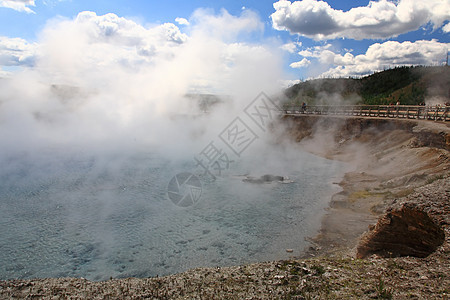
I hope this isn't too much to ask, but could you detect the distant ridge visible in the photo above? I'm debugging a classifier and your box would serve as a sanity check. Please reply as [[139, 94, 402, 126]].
[[284, 66, 450, 106]]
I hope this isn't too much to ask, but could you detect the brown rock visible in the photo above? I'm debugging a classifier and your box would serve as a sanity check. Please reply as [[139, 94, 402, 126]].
[[356, 206, 445, 258]]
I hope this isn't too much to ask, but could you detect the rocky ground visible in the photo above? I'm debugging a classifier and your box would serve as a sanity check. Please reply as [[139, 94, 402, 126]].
[[1, 117, 449, 299]]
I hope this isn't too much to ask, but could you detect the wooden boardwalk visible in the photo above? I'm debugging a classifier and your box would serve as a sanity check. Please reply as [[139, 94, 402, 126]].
[[283, 105, 449, 122]]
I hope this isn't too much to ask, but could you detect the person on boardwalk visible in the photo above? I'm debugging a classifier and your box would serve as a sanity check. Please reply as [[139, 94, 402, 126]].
[[301, 102, 306, 113]]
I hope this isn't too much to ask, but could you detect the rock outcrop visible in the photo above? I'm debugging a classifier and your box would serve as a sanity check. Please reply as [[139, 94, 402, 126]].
[[356, 206, 445, 258], [357, 177, 449, 258]]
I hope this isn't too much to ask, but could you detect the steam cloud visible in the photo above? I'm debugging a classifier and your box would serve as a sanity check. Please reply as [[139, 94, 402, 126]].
[[0, 9, 285, 162]]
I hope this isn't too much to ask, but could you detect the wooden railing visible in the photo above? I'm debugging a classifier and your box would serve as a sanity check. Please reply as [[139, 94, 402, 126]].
[[282, 105, 449, 121]]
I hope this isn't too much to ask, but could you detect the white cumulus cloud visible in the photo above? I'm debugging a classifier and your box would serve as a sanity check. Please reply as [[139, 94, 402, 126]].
[[271, 0, 450, 40], [290, 58, 310, 68], [300, 40, 449, 77], [0, 0, 35, 13], [35, 11, 189, 80], [175, 17, 189, 26], [280, 41, 302, 53], [443, 22, 450, 33], [0, 36, 37, 66]]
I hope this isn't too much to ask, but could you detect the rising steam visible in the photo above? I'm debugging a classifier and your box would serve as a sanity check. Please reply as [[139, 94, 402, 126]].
[[0, 9, 284, 162]]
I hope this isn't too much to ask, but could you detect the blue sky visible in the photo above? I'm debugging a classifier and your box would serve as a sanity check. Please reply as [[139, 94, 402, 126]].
[[0, 0, 449, 82]]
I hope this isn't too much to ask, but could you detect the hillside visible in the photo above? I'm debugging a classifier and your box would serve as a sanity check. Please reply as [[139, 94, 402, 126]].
[[284, 65, 450, 106]]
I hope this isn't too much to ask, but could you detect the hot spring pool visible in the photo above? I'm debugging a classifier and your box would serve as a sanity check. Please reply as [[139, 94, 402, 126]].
[[0, 148, 347, 280]]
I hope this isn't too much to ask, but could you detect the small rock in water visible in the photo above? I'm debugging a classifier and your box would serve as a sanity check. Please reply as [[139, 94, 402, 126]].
[[243, 174, 284, 184], [286, 249, 294, 253]]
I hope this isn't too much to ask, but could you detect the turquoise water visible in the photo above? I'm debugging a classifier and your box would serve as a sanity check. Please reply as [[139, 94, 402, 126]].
[[0, 148, 346, 281]]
